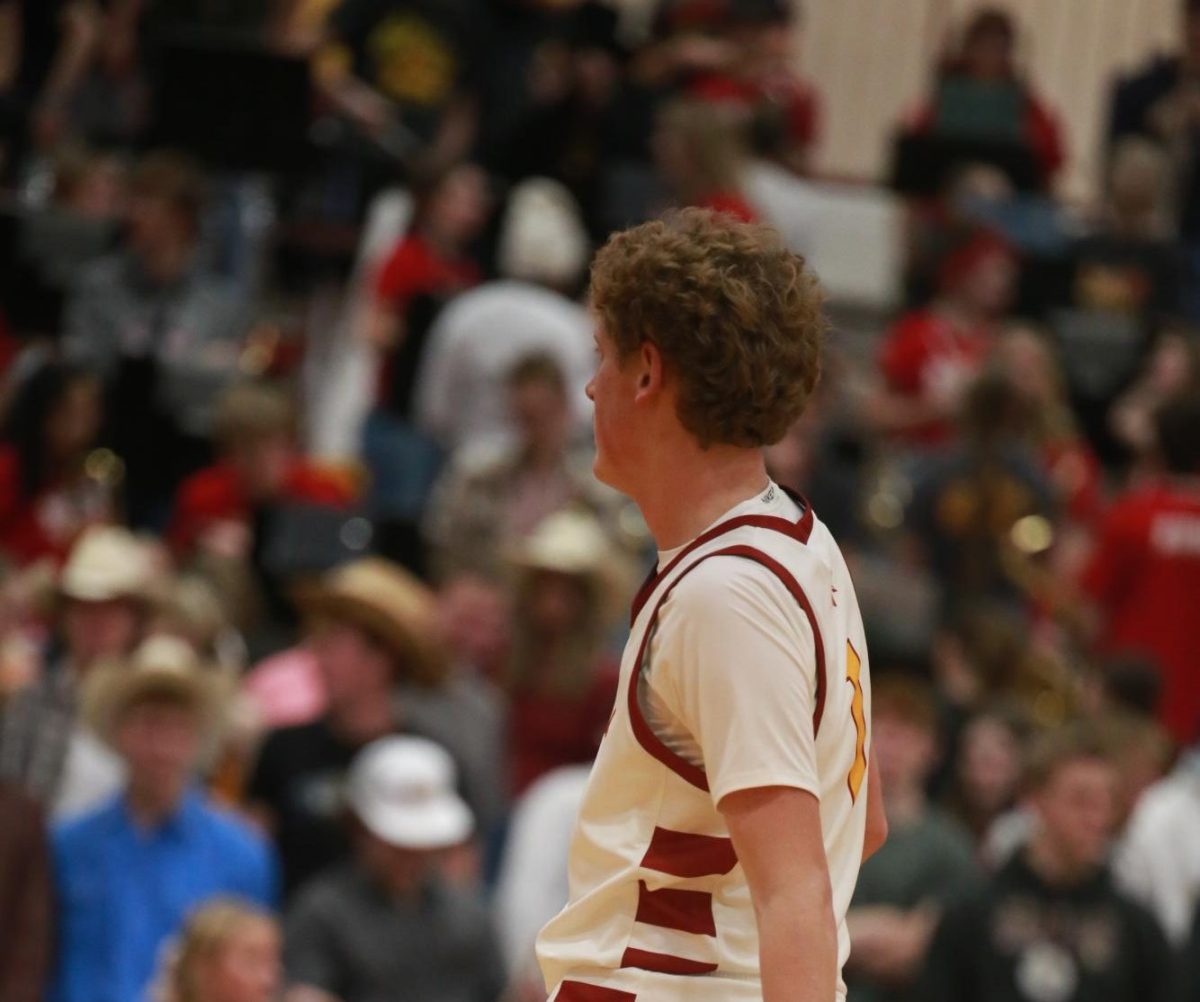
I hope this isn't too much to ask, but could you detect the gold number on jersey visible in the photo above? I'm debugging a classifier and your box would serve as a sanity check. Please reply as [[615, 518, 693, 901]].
[[845, 641, 867, 803]]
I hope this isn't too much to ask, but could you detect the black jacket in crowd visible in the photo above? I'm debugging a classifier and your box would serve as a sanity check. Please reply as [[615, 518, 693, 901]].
[[920, 850, 1173, 1002]]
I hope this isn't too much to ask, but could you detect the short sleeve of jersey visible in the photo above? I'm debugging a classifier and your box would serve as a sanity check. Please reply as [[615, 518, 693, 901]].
[[646, 555, 821, 807]]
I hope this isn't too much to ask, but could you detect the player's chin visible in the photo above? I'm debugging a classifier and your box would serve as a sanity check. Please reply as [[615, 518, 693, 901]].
[[592, 448, 619, 491]]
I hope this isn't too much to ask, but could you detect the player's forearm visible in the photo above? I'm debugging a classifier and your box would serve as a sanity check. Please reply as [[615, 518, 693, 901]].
[[757, 882, 837, 1002]]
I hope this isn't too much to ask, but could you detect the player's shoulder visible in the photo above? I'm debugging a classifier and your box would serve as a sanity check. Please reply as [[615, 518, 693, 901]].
[[667, 544, 821, 626]]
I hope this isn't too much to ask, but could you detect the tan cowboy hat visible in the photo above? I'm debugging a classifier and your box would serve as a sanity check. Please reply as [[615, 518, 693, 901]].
[[293, 559, 447, 687], [84, 635, 230, 744], [59, 526, 157, 603], [508, 509, 634, 624]]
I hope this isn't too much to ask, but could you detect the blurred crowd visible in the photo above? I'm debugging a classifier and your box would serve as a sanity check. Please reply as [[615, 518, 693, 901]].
[[0, 1, 1199, 1002]]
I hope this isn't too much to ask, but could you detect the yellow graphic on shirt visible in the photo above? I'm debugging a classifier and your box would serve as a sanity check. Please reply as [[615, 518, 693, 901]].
[[368, 14, 457, 106], [846, 640, 867, 803]]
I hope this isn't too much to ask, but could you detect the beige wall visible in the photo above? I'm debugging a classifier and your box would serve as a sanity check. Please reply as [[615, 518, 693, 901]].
[[800, 0, 1181, 201]]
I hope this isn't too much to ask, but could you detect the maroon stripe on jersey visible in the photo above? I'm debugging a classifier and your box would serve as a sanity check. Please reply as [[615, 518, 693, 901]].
[[642, 827, 738, 878], [626, 594, 711, 791], [636, 880, 717, 936], [629, 494, 814, 624], [625, 539, 830, 790], [629, 565, 658, 626], [620, 947, 719, 976], [556, 982, 637, 1002]]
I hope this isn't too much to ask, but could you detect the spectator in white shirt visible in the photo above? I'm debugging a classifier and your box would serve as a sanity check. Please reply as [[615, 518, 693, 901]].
[[493, 764, 590, 1002], [1114, 748, 1200, 948], [414, 178, 593, 455]]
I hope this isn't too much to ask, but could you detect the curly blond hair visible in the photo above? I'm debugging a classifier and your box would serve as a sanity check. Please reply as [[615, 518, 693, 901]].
[[590, 208, 824, 448]]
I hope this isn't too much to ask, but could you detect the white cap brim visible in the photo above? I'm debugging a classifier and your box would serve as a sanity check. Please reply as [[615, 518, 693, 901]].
[[355, 795, 474, 850]]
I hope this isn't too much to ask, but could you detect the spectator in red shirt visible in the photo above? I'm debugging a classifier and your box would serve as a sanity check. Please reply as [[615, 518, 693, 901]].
[[362, 163, 490, 422], [872, 227, 1017, 447], [505, 509, 629, 797], [653, 98, 758, 222], [1083, 393, 1200, 745], [169, 381, 354, 560], [0, 362, 115, 568], [908, 7, 1066, 189]]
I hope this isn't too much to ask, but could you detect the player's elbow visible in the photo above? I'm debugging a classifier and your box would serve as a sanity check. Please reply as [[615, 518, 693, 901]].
[[752, 863, 834, 927], [862, 747, 888, 862], [863, 807, 888, 862]]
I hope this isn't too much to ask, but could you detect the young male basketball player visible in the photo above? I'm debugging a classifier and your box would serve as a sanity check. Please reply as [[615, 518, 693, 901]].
[[536, 209, 887, 1002]]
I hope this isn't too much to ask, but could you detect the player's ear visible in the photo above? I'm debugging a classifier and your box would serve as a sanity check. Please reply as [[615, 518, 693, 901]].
[[635, 340, 664, 400]]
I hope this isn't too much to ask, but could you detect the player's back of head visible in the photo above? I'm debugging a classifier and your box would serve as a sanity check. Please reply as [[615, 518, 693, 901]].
[[589, 208, 825, 449]]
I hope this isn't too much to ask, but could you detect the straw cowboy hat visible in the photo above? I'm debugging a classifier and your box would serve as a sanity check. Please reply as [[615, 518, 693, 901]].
[[508, 509, 634, 624], [59, 526, 158, 603], [84, 635, 230, 744], [293, 559, 447, 687]]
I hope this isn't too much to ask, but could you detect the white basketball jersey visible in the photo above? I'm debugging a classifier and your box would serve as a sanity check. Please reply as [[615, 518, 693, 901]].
[[536, 487, 872, 1002]]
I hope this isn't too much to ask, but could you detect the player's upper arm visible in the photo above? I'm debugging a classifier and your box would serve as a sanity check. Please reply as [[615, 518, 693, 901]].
[[652, 557, 821, 806], [721, 785, 831, 912]]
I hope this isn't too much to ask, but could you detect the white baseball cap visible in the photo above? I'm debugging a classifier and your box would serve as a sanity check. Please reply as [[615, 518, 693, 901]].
[[347, 737, 473, 850], [497, 177, 590, 289]]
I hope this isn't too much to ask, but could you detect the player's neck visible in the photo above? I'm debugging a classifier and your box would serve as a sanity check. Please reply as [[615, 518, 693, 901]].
[[634, 445, 770, 552]]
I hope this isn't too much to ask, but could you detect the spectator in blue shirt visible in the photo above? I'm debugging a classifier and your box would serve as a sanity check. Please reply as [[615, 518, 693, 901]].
[[50, 636, 278, 1002]]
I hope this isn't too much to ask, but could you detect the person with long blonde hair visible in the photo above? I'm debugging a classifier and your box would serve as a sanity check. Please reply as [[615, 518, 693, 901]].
[[157, 898, 281, 1002]]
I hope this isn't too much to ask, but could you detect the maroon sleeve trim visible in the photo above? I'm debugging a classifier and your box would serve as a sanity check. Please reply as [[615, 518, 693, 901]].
[[626, 596, 711, 791], [629, 497, 814, 625], [625, 542, 828, 794]]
